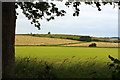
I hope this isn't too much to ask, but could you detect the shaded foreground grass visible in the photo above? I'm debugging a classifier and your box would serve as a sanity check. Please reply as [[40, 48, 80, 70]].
[[15, 57, 113, 78], [15, 46, 118, 78]]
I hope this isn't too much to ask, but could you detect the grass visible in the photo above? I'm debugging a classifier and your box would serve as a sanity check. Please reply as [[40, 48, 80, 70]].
[[15, 46, 118, 62], [15, 57, 113, 78], [15, 46, 118, 78]]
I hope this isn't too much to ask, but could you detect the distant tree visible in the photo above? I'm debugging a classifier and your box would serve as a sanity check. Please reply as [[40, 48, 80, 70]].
[[48, 32, 51, 34], [32, 34, 35, 36], [79, 36, 91, 42], [89, 43, 97, 47]]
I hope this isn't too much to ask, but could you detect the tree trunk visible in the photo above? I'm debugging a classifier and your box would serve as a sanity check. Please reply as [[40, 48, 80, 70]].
[[2, 2, 16, 78]]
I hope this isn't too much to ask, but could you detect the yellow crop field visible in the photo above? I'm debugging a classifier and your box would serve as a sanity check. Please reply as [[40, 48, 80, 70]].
[[63, 42, 119, 47], [15, 35, 81, 45]]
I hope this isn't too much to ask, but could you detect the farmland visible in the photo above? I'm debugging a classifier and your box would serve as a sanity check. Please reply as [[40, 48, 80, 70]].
[[16, 34, 120, 43], [15, 46, 118, 62], [15, 35, 119, 47], [15, 35, 81, 46], [15, 46, 118, 78], [15, 34, 119, 78], [63, 42, 119, 47]]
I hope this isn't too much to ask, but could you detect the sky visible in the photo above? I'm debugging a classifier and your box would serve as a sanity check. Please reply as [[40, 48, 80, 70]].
[[16, 2, 118, 37]]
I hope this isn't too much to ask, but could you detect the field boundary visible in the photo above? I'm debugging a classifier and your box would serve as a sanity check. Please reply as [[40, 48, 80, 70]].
[[15, 42, 81, 46], [15, 45, 120, 48]]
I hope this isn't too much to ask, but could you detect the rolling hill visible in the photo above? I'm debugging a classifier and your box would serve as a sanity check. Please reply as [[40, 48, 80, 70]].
[[15, 35, 81, 46], [15, 34, 119, 47]]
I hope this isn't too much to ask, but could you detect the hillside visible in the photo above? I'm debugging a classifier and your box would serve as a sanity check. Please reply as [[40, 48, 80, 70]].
[[15, 35, 81, 46], [15, 35, 119, 47], [16, 34, 120, 43]]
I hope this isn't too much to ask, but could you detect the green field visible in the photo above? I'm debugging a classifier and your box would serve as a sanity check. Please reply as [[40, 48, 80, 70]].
[[15, 46, 119, 78], [15, 46, 118, 62]]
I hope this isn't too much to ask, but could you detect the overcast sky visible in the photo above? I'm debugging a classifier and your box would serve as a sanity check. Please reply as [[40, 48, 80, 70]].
[[16, 2, 118, 37]]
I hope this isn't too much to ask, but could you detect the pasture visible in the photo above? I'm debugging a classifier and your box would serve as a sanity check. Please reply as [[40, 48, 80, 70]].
[[15, 46, 118, 62], [15, 46, 118, 78]]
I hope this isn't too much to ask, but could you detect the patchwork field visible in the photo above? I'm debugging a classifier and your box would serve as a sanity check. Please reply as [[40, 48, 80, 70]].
[[15, 34, 119, 78], [15, 35, 119, 47]]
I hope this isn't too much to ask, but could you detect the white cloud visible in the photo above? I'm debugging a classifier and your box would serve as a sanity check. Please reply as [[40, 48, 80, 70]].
[[16, 2, 118, 37]]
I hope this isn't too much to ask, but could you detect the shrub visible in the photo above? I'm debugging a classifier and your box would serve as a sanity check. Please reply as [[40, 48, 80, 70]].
[[32, 34, 35, 36], [108, 55, 120, 79], [89, 43, 97, 47]]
